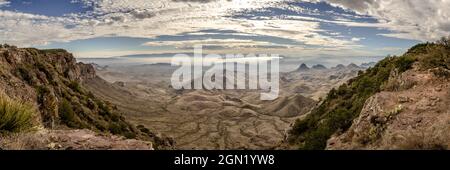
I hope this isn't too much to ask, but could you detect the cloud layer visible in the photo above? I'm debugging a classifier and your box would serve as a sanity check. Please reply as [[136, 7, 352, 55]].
[[0, 0, 9, 7], [0, 0, 448, 57], [316, 0, 450, 40]]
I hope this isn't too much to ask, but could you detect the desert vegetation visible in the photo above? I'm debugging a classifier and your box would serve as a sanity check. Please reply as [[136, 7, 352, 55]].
[[288, 38, 450, 150], [0, 93, 37, 133], [0, 46, 175, 149]]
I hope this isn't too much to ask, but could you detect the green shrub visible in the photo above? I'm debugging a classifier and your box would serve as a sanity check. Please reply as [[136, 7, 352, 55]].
[[59, 99, 79, 128], [406, 43, 430, 54], [421, 50, 450, 70], [137, 125, 152, 134], [395, 55, 417, 72], [35, 85, 50, 102], [40, 49, 67, 53], [68, 81, 82, 93], [0, 94, 36, 133], [123, 132, 137, 139], [108, 122, 122, 134], [16, 66, 34, 85]]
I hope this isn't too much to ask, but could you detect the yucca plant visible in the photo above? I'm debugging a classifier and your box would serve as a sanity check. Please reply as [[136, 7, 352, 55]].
[[0, 94, 36, 133]]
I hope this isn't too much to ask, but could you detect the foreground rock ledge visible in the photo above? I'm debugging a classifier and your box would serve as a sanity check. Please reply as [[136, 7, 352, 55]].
[[0, 129, 153, 150]]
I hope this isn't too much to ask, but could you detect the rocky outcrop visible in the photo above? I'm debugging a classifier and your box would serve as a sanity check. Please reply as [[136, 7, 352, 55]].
[[0, 129, 153, 150], [0, 45, 173, 150], [327, 66, 450, 150], [0, 47, 122, 129], [77, 62, 97, 80], [288, 42, 450, 150]]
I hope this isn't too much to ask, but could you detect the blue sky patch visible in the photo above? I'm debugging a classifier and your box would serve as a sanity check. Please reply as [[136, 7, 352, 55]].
[[1, 0, 91, 16]]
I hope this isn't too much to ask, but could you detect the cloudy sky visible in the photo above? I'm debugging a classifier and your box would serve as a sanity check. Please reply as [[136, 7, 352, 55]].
[[0, 0, 448, 58]]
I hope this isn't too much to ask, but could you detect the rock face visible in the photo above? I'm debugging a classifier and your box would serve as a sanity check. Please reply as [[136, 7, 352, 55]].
[[288, 43, 450, 150], [0, 129, 153, 150], [0, 47, 124, 129], [0, 46, 172, 150], [327, 66, 450, 150]]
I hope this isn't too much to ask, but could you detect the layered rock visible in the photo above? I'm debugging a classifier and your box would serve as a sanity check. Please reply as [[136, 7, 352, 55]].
[[0, 129, 154, 150], [288, 42, 450, 150], [0, 45, 174, 150], [327, 66, 450, 149]]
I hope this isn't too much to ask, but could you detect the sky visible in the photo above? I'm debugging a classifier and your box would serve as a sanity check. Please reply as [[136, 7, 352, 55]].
[[0, 0, 449, 59]]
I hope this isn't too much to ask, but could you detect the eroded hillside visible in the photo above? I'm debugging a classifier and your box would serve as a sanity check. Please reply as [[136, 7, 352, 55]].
[[0, 45, 171, 150], [288, 42, 450, 150]]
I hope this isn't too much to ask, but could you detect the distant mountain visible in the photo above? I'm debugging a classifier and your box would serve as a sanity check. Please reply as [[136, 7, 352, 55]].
[[116, 53, 185, 58], [148, 63, 173, 66], [296, 63, 310, 71], [360, 62, 377, 68], [332, 64, 346, 70], [346, 63, 361, 69], [312, 64, 327, 70]]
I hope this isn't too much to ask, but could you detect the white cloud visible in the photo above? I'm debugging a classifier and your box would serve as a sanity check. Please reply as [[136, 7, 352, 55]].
[[351, 37, 365, 42], [1, 0, 360, 52], [143, 38, 285, 48], [2, 0, 448, 57], [0, 0, 9, 7], [313, 0, 450, 41]]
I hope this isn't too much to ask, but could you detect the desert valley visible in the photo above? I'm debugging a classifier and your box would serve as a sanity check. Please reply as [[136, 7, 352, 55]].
[[79, 57, 372, 149]]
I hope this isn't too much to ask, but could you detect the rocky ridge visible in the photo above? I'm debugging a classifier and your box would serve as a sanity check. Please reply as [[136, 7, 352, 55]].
[[0, 45, 173, 150], [287, 42, 450, 150], [327, 64, 450, 149]]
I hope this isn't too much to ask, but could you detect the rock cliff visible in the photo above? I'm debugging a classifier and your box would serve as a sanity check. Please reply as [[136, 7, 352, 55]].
[[0, 45, 173, 149]]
